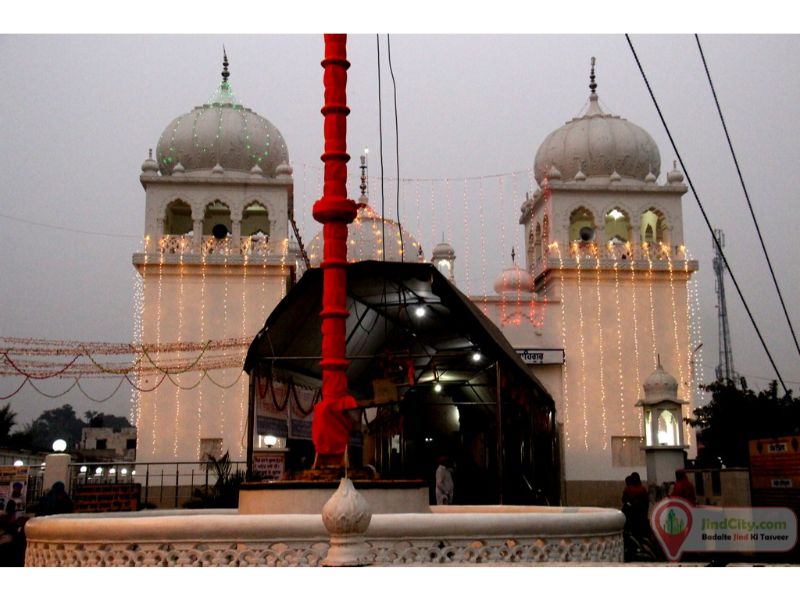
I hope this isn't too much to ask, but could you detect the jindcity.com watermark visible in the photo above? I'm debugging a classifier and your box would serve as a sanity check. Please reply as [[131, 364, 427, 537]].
[[650, 498, 797, 561]]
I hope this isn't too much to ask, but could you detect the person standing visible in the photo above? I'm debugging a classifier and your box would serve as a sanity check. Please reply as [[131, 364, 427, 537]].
[[36, 481, 74, 516], [670, 469, 697, 506], [622, 471, 650, 536], [435, 456, 454, 505]]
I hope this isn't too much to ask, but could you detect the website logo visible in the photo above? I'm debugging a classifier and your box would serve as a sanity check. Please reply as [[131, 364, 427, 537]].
[[650, 498, 798, 561], [651, 497, 694, 560]]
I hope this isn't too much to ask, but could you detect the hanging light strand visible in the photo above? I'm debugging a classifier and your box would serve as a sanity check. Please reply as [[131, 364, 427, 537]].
[[574, 243, 589, 450], [553, 242, 570, 448], [593, 244, 608, 449]]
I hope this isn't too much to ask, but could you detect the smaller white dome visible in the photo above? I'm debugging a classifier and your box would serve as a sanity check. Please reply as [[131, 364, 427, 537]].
[[276, 162, 293, 178], [141, 149, 158, 173], [547, 165, 562, 181], [493, 264, 533, 295], [308, 203, 424, 267], [432, 240, 455, 261], [642, 360, 679, 404], [667, 160, 684, 184]]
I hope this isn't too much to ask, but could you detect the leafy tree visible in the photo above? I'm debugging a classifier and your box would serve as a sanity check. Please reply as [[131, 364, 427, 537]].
[[83, 410, 130, 428], [687, 379, 800, 468], [1, 404, 132, 451], [0, 404, 17, 445], [25, 404, 85, 451]]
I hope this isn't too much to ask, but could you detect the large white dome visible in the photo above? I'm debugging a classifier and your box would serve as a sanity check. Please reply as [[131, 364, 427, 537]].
[[534, 78, 660, 185], [155, 63, 288, 177]]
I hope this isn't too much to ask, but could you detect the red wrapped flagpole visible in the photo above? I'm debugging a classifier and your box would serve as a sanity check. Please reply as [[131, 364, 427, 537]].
[[311, 34, 358, 463]]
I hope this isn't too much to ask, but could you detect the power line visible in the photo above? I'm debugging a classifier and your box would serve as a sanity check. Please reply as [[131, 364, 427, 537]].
[[625, 33, 789, 396], [0, 211, 140, 239], [387, 34, 404, 261], [695, 34, 800, 361], [376, 34, 386, 260]]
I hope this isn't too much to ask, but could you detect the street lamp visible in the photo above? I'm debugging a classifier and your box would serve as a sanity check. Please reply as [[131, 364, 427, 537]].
[[52, 439, 67, 453]]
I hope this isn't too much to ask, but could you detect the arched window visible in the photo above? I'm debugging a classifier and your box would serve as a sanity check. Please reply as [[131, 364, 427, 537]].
[[604, 207, 631, 243], [242, 202, 270, 237], [656, 410, 679, 446], [640, 208, 667, 245], [203, 200, 232, 237], [164, 199, 192, 235], [569, 207, 595, 242]]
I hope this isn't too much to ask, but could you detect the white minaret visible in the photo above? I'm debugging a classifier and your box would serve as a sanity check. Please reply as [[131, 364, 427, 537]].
[[432, 235, 457, 283], [133, 52, 299, 465], [485, 58, 699, 506]]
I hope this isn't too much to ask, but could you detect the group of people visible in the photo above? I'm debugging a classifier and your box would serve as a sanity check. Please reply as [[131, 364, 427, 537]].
[[0, 480, 74, 567], [621, 468, 697, 561]]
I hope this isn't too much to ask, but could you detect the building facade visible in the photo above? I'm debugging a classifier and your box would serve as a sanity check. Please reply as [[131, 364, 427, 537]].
[[132, 56, 699, 507]]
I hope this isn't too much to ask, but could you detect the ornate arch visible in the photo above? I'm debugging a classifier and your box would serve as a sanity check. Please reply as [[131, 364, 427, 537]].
[[568, 206, 596, 243], [242, 200, 270, 237], [603, 205, 632, 244], [639, 206, 670, 245], [203, 199, 233, 237], [163, 198, 193, 235]]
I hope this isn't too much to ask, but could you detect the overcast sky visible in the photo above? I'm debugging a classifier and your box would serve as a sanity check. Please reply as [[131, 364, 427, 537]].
[[1, 30, 799, 426]]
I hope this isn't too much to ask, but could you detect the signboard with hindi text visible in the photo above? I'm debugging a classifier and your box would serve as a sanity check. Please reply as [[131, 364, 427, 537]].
[[252, 450, 287, 481], [515, 349, 565, 365]]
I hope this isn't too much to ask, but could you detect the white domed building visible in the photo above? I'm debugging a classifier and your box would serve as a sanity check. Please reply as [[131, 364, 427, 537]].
[[479, 59, 698, 506], [133, 53, 301, 465]]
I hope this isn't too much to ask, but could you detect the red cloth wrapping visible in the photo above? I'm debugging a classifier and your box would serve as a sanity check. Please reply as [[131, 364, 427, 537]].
[[311, 394, 357, 455]]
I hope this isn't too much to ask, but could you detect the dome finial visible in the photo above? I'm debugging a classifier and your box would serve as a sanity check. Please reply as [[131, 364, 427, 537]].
[[511, 246, 516, 264], [222, 46, 230, 84], [359, 150, 369, 204], [589, 56, 597, 96]]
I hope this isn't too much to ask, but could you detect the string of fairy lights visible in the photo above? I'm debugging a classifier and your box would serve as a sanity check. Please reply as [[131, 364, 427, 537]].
[[593, 245, 609, 450], [612, 253, 627, 440], [137, 231, 295, 458], [627, 242, 645, 436], [553, 241, 571, 449], [574, 245, 590, 451], [663, 243, 687, 399]]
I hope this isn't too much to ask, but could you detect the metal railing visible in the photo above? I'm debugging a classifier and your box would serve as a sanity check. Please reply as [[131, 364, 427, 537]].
[[68, 460, 246, 509]]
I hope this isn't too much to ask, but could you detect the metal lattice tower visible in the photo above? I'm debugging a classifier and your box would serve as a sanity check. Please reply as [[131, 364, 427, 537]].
[[713, 229, 737, 381]]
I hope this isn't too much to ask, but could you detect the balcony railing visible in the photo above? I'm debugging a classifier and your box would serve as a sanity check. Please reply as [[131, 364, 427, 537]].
[[155, 235, 276, 257]]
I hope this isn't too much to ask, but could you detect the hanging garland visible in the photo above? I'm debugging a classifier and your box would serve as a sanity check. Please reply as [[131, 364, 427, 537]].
[[0, 337, 249, 379]]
